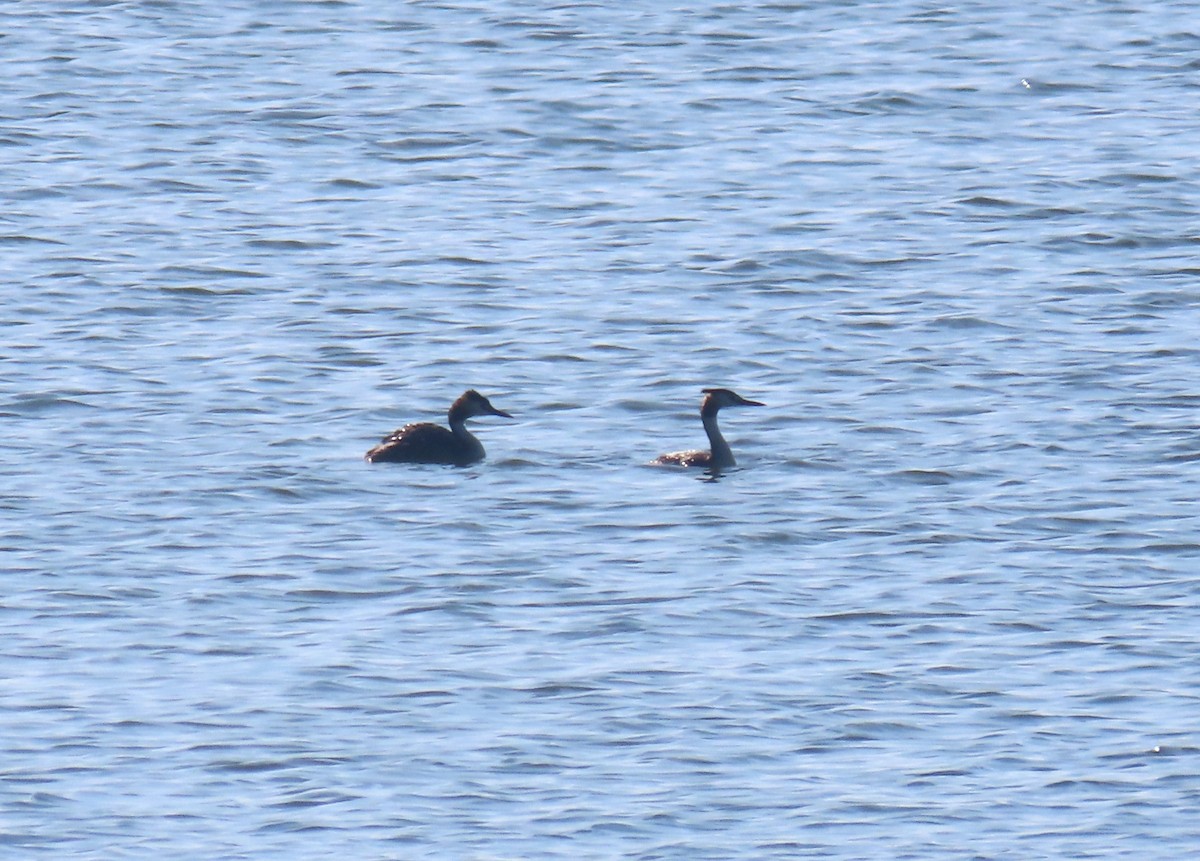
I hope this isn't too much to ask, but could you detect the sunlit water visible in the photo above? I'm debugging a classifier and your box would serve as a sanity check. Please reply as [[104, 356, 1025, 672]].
[[4, 2, 1200, 858]]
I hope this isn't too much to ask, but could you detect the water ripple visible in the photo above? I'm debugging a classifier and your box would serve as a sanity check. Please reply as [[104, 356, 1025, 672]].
[[5, 0, 1200, 858]]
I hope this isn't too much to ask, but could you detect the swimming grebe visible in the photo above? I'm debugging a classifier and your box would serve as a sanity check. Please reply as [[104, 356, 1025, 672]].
[[365, 389, 512, 465], [653, 388, 764, 470]]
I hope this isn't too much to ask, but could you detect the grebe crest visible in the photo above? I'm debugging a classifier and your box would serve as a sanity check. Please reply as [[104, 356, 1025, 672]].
[[653, 387, 764, 470], [365, 389, 512, 466]]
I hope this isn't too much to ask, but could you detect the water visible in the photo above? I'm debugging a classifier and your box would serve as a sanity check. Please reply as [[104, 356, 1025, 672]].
[[4, 1, 1200, 858]]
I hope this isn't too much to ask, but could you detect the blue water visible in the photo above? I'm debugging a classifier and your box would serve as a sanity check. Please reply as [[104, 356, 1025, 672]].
[[4, 1, 1200, 858]]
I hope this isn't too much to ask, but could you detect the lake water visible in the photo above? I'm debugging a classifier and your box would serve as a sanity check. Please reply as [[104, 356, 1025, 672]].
[[4, 1, 1200, 858]]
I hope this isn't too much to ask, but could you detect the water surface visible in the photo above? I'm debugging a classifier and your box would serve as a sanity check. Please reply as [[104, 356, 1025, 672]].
[[4, 1, 1200, 858]]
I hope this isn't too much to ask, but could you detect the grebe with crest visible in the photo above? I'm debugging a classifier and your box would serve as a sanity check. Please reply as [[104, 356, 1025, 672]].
[[653, 388, 764, 470], [365, 389, 512, 465]]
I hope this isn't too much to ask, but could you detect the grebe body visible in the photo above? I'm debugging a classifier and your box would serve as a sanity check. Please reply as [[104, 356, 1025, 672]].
[[653, 388, 764, 470], [366, 389, 511, 466]]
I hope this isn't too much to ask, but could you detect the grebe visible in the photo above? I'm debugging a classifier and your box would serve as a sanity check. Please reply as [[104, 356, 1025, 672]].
[[365, 389, 512, 465], [653, 388, 764, 470]]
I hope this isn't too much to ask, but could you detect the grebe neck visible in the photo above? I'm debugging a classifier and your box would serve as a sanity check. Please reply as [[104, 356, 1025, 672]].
[[448, 415, 478, 441], [702, 413, 735, 469]]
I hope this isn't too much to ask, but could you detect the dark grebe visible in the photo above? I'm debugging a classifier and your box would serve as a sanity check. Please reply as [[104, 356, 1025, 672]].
[[365, 389, 512, 465], [653, 388, 764, 470]]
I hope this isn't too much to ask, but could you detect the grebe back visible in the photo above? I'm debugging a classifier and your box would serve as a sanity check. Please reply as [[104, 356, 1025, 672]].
[[365, 389, 512, 466], [653, 388, 764, 470]]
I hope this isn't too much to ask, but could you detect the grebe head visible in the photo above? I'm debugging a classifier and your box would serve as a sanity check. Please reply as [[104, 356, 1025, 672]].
[[452, 389, 513, 422], [700, 388, 764, 417]]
